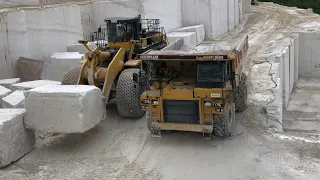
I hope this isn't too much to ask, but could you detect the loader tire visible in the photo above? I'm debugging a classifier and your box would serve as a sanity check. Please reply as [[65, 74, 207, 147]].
[[116, 68, 146, 118], [235, 73, 248, 112], [61, 67, 81, 85], [213, 103, 236, 138]]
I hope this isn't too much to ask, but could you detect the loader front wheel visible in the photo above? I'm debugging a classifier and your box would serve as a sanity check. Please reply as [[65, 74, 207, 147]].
[[235, 73, 248, 112], [116, 68, 146, 118], [61, 67, 81, 85], [213, 103, 236, 138]]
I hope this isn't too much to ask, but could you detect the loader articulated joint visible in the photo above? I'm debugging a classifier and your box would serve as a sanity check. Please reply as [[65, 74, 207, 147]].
[[133, 70, 146, 86]]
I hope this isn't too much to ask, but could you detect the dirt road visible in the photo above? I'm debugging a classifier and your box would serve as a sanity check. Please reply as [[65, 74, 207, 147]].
[[1, 3, 320, 180]]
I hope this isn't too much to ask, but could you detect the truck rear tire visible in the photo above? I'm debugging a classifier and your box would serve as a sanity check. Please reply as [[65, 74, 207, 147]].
[[213, 103, 236, 138], [116, 68, 146, 118], [235, 73, 248, 112], [61, 67, 81, 85]]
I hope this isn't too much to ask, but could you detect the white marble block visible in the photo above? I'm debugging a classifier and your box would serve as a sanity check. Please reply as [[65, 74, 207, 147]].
[[24, 85, 104, 133], [2, 90, 25, 108], [173, 24, 205, 45], [0, 109, 35, 168], [167, 32, 197, 50], [0, 78, 21, 89], [0, 85, 12, 107], [67, 43, 97, 54], [10, 80, 61, 91], [46, 52, 84, 81]]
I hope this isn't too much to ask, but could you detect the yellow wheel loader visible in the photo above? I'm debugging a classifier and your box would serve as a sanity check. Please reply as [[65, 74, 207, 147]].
[[133, 36, 249, 138], [61, 14, 168, 118]]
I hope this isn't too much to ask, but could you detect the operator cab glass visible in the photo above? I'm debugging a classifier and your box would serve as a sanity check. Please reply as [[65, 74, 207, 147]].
[[196, 61, 228, 88], [107, 22, 133, 42]]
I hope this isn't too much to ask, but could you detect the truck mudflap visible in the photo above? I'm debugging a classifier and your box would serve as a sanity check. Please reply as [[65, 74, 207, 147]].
[[152, 122, 213, 133]]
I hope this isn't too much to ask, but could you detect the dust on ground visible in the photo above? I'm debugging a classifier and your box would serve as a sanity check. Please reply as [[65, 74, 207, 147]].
[[1, 2, 320, 180]]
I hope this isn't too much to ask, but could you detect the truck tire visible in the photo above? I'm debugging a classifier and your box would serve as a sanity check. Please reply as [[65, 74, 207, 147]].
[[213, 103, 236, 138], [235, 73, 248, 112], [116, 68, 146, 118], [61, 67, 81, 85]]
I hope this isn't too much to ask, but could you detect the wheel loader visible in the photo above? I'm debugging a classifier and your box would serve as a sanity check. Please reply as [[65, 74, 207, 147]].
[[61, 14, 167, 118], [133, 36, 249, 138]]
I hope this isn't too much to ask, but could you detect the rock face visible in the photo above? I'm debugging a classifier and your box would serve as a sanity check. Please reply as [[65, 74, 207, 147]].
[[0, 78, 21, 89], [24, 84, 105, 133], [0, 109, 35, 168], [16, 57, 44, 82], [0, 85, 12, 107], [10, 80, 61, 91], [2, 90, 25, 108]]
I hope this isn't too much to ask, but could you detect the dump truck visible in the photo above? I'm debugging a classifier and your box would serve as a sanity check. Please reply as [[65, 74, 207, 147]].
[[133, 36, 249, 139], [61, 14, 167, 118]]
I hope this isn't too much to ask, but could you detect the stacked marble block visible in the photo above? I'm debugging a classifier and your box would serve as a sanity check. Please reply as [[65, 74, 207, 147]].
[[166, 24, 205, 50], [0, 78, 62, 168]]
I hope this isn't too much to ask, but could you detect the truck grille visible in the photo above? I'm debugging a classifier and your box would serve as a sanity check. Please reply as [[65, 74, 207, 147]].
[[163, 100, 200, 124]]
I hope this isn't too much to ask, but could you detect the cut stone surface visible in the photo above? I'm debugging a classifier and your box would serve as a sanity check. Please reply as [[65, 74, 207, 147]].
[[161, 38, 184, 51], [0, 85, 12, 107], [67, 43, 97, 54], [10, 80, 61, 91], [0, 78, 21, 89], [2, 90, 25, 108], [173, 24, 205, 45], [167, 32, 197, 50], [24, 84, 104, 133], [46, 52, 84, 81], [16, 57, 44, 82], [0, 109, 35, 168]]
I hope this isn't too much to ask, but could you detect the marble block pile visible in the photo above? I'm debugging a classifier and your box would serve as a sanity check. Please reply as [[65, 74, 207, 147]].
[[0, 109, 35, 168], [0, 86, 12, 107], [0, 77, 106, 168], [167, 32, 197, 50], [166, 24, 206, 50], [2, 90, 25, 108], [46, 52, 84, 81], [10, 80, 61, 91], [173, 24, 205, 45]]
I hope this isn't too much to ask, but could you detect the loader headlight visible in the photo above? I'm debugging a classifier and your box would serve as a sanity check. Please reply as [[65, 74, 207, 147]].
[[216, 108, 224, 112], [152, 100, 159, 105], [204, 101, 212, 107]]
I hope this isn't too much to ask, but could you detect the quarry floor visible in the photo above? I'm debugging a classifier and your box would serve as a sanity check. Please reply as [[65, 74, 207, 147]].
[[1, 3, 320, 180]]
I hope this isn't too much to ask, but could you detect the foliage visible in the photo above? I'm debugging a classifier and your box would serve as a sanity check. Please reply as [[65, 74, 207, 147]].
[[261, 0, 320, 14]]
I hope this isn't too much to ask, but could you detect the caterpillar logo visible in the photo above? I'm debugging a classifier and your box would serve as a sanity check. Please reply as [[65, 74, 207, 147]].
[[140, 55, 159, 60]]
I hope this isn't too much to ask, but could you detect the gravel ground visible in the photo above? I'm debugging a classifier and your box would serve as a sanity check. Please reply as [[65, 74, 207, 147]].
[[1, 2, 320, 180]]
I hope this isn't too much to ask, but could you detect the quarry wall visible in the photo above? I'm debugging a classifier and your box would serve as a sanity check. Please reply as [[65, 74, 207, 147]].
[[0, 0, 246, 79]]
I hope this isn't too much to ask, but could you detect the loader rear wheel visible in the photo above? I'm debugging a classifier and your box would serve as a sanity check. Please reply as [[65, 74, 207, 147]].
[[213, 103, 236, 138], [61, 67, 81, 85], [235, 73, 248, 112], [116, 68, 146, 118]]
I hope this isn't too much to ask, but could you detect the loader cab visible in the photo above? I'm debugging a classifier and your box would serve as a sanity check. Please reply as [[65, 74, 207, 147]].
[[105, 15, 142, 43]]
